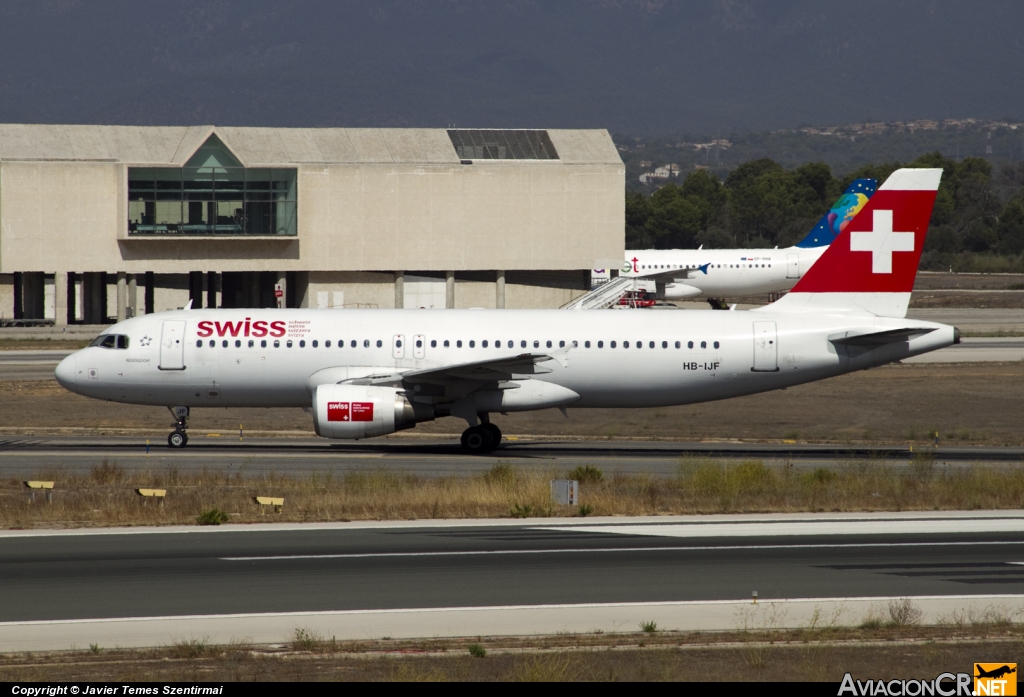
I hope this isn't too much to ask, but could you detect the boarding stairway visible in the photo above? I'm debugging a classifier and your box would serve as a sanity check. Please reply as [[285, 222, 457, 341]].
[[561, 276, 642, 310]]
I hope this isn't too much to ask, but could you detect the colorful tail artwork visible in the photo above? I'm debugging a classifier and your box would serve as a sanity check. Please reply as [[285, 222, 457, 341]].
[[771, 169, 942, 318], [795, 178, 877, 248]]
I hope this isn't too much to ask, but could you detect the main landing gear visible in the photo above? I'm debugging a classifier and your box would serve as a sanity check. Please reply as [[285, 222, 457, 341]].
[[167, 405, 190, 448], [460, 418, 502, 454]]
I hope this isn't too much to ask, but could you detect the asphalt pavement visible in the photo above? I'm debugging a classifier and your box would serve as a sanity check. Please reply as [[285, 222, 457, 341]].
[[1, 512, 1022, 650], [1, 434, 1022, 478]]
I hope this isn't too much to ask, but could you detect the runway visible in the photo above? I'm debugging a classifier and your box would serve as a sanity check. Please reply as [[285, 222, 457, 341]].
[[1, 434, 1022, 478], [1, 511, 1022, 650]]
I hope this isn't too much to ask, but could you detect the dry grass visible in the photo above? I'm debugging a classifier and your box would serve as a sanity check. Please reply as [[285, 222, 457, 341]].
[[4, 458, 1024, 529], [1, 625, 1021, 682]]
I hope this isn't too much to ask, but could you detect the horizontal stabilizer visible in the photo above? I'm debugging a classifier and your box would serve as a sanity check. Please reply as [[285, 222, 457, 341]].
[[829, 327, 936, 347]]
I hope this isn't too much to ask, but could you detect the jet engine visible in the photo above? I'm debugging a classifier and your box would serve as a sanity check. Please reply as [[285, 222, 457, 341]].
[[658, 283, 703, 300], [313, 384, 434, 439]]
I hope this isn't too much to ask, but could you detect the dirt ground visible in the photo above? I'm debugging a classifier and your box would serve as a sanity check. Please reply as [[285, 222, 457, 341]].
[[1, 627, 1020, 682], [3, 362, 1023, 445]]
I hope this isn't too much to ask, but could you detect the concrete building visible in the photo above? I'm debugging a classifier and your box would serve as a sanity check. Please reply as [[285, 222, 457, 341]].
[[0, 125, 624, 324]]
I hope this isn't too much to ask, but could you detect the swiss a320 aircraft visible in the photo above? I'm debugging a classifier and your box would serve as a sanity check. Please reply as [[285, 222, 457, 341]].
[[55, 169, 955, 453], [619, 178, 877, 301]]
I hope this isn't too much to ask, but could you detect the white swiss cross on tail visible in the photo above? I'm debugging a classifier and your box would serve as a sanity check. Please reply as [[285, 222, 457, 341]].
[[767, 168, 942, 319], [850, 210, 916, 274]]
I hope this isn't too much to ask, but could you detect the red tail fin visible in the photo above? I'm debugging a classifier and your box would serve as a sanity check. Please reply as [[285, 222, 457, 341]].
[[769, 168, 942, 317]]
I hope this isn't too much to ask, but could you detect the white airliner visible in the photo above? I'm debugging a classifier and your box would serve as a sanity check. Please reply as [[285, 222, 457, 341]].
[[619, 179, 877, 301], [55, 169, 954, 453]]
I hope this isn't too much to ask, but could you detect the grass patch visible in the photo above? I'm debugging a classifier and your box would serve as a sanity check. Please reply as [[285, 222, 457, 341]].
[[566, 465, 603, 485], [4, 458, 1024, 529]]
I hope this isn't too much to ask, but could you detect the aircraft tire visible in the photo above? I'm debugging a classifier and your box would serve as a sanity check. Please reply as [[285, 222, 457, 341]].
[[168, 431, 188, 448], [481, 423, 502, 449], [461, 426, 493, 454]]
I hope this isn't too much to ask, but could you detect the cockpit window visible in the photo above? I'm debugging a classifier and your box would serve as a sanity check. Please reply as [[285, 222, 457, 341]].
[[90, 334, 129, 349]]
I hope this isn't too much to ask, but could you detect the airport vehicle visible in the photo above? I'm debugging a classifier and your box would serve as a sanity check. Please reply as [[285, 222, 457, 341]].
[[55, 169, 953, 453], [620, 178, 877, 301]]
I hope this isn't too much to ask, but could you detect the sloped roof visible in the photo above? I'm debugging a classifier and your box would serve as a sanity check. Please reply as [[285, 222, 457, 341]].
[[0, 124, 621, 166]]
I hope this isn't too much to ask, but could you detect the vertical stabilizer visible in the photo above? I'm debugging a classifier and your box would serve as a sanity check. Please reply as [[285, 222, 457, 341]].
[[764, 168, 942, 318]]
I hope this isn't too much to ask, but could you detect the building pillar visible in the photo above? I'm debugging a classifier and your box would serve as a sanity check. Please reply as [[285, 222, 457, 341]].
[[86, 272, 105, 324], [13, 272, 23, 320], [275, 271, 287, 309], [127, 274, 138, 317], [249, 272, 260, 308], [206, 271, 220, 309], [116, 272, 127, 322], [445, 271, 455, 309], [144, 272, 155, 315], [394, 271, 404, 309], [54, 272, 68, 326], [496, 270, 506, 309]]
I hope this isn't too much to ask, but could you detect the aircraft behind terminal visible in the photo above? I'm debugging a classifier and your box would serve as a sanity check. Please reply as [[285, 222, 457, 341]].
[[615, 178, 877, 302], [55, 170, 953, 453]]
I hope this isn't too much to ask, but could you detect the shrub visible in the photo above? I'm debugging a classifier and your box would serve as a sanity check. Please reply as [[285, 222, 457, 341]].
[[468, 643, 486, 658], [566, 465, 604, 485], [887, 598, 923, 627], [510, 503, 533, 518], [577, 504, 594, 517], [639, 620, 658, 633], [196, 507, 229, 526]]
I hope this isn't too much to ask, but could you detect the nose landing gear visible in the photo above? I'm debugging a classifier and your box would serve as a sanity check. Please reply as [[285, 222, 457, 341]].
[[167, 405, 190, 448]]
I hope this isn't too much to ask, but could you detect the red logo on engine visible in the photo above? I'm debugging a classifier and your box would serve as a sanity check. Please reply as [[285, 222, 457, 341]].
[[327, 402, 373, 422]]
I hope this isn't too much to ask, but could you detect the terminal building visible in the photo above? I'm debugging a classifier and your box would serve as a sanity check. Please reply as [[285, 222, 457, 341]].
[[0, 125, 624, 324]]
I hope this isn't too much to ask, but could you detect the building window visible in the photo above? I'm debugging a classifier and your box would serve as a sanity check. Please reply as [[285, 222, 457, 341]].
[[127, 135, 297, 237], [447, 129, 559, 160]]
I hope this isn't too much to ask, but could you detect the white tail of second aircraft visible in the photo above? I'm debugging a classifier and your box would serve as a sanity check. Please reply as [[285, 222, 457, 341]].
[[763, 168, 942, 318]]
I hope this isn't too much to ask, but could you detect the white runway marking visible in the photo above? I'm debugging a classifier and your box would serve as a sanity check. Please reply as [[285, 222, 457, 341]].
[[221, 540, 1024, 562], [537, 518, 1024, 538]]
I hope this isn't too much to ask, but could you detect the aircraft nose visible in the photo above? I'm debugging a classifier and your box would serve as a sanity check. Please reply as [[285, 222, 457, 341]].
[[55, 353, 78, 392]]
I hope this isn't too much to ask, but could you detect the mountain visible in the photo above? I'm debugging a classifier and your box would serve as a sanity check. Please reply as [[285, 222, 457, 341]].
[[0, 1, 1021, 134]]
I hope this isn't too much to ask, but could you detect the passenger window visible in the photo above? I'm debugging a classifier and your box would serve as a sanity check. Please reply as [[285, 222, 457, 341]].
[[429, 339, 434, 348], [396, 339, 403, 348], [196, 340, 202, 348], [261, 340, 267, 348], [457, 340, 462, 348], [649, 341, 655, 349], [521, 340, 527, 348], [559, 340, 565, 348], [209, 340, 215, 348], [662, 341, 667, 349], [585, 341, 591, 348], [688, 341, 694, 349], [674, 341, 680, 349], [534, 340, 540, 348], [417, 339, 423, 348], [299, 340, 305, 348], [325, 340, 331, 348], [624, 341, 630, 348], [598, 341, 603, 348], [444, 340, 450, 348], [507, 340, 513, 348], [274, 340, 280, 348], [701, 341, 707, 349], [482, 340, 488, 348], [376, 340, 382, 348], [313, 340, 319, 348], [611, 341, 617, 348], [546, 340, 552, 349], [222, 340, 228, 348], [287, 340, 293, 348], [249, 340, 255, 348], [469, 340, 476, 348], [235, 340, 241, 348], [352, 340, 358, 348], [572, 341, 578, 348], [363, 340, 369, 348], [714, 341, 720, 349]]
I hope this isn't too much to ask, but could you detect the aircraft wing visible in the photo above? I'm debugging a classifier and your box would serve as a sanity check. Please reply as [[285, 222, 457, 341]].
[[829, 327, 936, 347], [633, 263, 709, 281], [341, 352, 562, 387]]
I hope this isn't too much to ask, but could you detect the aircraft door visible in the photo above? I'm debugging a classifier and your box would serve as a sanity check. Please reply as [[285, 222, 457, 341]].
[[752, 321, 779, 372], [159, 320, 187, 370], [786, 253, 800, 279], [413, 334, 426, 359], [392, 334, 405, 359]]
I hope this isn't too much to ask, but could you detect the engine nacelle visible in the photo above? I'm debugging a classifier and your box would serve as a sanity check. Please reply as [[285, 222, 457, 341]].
[[658, 283, 703, 300], [313, 384, 432, 439]]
